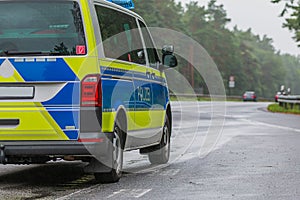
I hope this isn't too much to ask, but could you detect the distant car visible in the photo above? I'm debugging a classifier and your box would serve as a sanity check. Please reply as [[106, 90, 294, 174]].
[[243, 91, 257, 102], [275, 92, 281, 102]]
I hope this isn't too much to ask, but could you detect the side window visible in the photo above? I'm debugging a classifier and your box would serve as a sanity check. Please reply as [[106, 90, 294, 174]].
[[139, 21, 159, 68], [95, 5, 145, 65]]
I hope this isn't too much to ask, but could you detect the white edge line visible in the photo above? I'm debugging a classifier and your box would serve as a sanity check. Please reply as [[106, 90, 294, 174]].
[[135, 189, 152, 198], [241, 119, 300, 133], [55, 184, 100, 200]]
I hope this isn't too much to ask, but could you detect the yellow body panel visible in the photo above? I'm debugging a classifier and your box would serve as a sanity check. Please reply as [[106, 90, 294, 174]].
[[64, 57, 99, 80], [0, 71, 24, 82], [79, 0, 97, 56], [102, 110, 165, 133], [102, 111, 136, 133], [0, 103, 69, 140], [102, 112, 116, 133], [135, 110, 165, 130], [64, 0, 99, 81]]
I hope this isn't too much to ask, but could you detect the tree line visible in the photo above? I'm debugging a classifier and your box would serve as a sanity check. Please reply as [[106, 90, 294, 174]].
[[134, 0, 300, 98]]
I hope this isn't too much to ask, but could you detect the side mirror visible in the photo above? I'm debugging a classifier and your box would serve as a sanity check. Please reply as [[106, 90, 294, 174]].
[[161, 45, 177, 69], [137, 50, 144, 59], [162, 45, 174, 55]]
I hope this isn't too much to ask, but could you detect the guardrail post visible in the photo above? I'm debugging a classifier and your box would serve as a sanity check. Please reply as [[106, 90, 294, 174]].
[[278, 95, 300, 111]]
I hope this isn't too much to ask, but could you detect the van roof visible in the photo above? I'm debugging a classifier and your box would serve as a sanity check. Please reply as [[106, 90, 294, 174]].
[[94, 0, 144, 22], [0, 0, 144, 23]]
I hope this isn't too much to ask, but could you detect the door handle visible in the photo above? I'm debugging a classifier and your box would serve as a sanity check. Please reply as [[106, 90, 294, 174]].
[[146, 71, 151, 79], [151, 73, 156, 80]]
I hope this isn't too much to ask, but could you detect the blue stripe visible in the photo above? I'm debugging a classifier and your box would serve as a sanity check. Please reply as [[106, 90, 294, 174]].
[[102, 78, 135, 110], [133, 72, 148, 80], [63, 130, 79, 140], [10, 58, 78, 81], [101, 66, 129, 77], [101, 65, 168, 111], [133, 79, 152, 109], [45, 108, 79, 140], [42, 82, 80, 106], [41, 82, 80, 140], [0, 59, 4, 66], [134, 71, 165, 83], [152, 83, 167, 108]]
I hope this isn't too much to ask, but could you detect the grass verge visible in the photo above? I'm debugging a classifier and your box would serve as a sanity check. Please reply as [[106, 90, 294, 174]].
[[268, 103, 300, 115]]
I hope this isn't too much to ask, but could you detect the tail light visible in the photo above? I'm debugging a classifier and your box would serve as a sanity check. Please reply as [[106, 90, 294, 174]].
[[81, 74, 102, 107]]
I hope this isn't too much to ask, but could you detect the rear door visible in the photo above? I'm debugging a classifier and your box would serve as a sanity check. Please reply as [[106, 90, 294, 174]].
[[0, 0, 88, 141]]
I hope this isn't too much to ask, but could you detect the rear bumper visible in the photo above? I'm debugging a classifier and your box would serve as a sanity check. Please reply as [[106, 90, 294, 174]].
[[1, 141, 90, 156], [0, 133, 113, 157], [243, 98, 256, 101]]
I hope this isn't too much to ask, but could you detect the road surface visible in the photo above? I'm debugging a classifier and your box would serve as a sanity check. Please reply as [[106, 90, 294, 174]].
[[0, 101, 299, 200]]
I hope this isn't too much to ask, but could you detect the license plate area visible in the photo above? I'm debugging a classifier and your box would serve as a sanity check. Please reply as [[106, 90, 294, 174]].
[[0, 86, 35, 99]]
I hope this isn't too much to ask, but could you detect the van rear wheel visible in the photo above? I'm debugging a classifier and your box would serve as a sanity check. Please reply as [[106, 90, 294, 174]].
[[148, 116, 171, 164], [94, 123, 124, 183]]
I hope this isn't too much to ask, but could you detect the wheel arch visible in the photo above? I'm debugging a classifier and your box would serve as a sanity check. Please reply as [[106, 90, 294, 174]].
[[115, 106, 128, 148], [166, 103, 172, 135]]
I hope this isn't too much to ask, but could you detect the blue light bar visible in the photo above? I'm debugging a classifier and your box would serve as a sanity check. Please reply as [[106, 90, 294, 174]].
[[106, 0, 135, 10]]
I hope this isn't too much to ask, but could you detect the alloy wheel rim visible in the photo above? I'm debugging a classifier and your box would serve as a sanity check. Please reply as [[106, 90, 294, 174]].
[[163, 124, 170, 158], [113, 126, 122, 174]]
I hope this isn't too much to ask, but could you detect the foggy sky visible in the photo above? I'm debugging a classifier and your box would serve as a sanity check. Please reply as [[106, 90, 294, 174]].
[[177, 0, 299, 56]]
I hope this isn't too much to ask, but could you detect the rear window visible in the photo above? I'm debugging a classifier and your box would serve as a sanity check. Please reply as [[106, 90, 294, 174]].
[[0, 1, 86, 56]]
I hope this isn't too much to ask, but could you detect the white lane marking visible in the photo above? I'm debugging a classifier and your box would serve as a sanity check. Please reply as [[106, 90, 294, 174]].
[[240, 119, 300, 133], [107, 189, 127, 198], [107, 189, 152, 199], [160, 169, 181, 176], [134, 189, 152, 198], [147, 169, 181, 177], [56, 184, 100, 200], [171, 105, 209, 109]]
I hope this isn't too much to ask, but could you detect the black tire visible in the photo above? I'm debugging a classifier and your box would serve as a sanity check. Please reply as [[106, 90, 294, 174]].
[[148, 116, 171, 165], [94, 123, 124, 183]]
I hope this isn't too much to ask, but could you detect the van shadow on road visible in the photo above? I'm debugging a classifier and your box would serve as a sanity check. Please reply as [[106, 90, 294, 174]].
[[0, 162, 96, 199]]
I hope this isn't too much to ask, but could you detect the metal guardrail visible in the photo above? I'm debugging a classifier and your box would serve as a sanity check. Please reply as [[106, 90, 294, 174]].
[[169, 93, 239, 100], [278, 95, 300, 109], [169, 93, 272, 101]]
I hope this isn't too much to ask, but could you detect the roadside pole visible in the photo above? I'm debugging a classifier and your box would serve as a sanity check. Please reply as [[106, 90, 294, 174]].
[[229, 76, 235, 97]]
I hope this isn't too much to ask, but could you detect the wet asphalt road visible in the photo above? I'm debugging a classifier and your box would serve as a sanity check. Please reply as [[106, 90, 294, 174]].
[[0, 101, 300, 200]]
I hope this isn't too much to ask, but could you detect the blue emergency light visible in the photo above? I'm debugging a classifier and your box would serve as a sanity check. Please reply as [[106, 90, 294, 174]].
[[106, 0, 135, 10]]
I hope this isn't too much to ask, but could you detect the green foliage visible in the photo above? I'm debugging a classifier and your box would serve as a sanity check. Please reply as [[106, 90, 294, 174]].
[[134, 0, 300, 98], [134, 0, 184, 30], [271, 0, 300, 46], [280, 54, 300, 94]]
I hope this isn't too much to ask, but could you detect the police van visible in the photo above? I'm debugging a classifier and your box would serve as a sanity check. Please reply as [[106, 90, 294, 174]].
[[0, 0, 177, 183]]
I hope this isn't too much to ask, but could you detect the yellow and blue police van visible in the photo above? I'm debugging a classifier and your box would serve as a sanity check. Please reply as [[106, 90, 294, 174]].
[[0, 0, 177, 183]]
